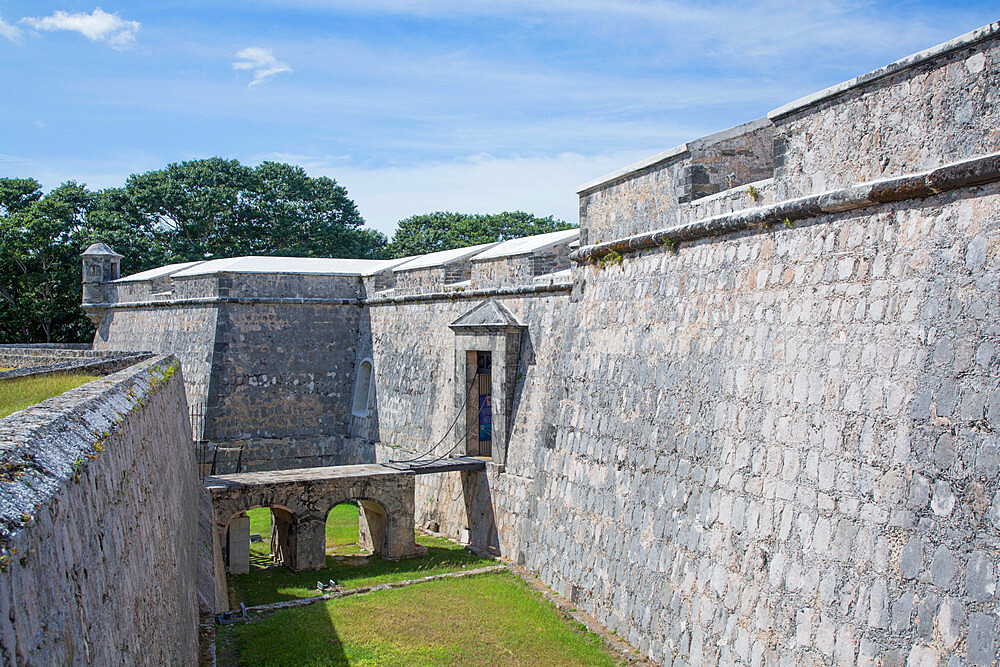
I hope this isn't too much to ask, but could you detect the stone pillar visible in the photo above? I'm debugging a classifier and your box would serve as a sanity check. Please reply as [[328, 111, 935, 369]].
[[371, 476, 417, 560], [359, 500, 387, 555], [289, 515, 327, 571], [270, 508, 295, 568], [226, 514, 250, 574]]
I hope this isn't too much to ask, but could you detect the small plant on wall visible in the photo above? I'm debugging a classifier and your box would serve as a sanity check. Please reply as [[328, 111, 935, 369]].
[[596, 250, 624, 271]]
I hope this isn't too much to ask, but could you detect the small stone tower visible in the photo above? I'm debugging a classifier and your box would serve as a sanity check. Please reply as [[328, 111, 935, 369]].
[[81, 242, 121, 324]]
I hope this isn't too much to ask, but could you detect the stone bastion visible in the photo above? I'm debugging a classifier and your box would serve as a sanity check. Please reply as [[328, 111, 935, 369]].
[[2, 19, 998, 666]]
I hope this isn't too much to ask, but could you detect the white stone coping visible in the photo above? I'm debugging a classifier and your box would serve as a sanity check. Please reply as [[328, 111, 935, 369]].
[[168, 256, 410, 278], [391, 242, 499, 272], [575, 118, 771, 195], [533, 268, 572, 285], [470, 229, 580, 261], [768, 20, 1000, 120], [115, 261, 206, 283]]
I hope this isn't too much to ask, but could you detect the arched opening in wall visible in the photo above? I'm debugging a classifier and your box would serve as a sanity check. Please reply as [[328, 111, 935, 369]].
[[325, 502, 363, 557], [352, 359, 373, 417], [326, 499, 395, 558], [233, 504, 367, 571], [223, 505, 296, 573]]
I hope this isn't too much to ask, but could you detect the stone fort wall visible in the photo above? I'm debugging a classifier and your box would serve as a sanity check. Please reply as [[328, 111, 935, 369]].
[[0, 357, 203, 665], [82, 20, 1000, 666], [363, 24, 1000, 666], [367, 182, 1000, 666], [90, 273, 370, 472]]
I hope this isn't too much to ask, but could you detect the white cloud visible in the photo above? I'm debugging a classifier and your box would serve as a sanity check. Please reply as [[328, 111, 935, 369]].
[[233, 47, 292, 87], [20, 8, 140, 50], [0, 15, 22, 42]]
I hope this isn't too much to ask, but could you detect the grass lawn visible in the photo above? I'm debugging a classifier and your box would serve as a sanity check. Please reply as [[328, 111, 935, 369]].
[[232, 505, 495, 607], [0, 373, 98, 419], [218, 572, 620, 666]]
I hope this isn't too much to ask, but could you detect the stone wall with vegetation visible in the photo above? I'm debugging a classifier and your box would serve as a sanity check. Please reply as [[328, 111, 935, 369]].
[[554, 184, 1000, 665], [0, 356, 201, 665], [578, 119, 774, 245], [365, 24, 1000, 666], [368, 180, 1000, 667]]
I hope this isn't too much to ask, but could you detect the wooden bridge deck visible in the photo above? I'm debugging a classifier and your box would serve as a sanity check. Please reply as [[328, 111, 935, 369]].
[[378, 456, 487, 475]]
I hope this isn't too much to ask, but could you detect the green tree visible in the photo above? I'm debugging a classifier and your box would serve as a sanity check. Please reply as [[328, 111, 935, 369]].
[[117, 158, 386, 261], [387, 211, 575, 258], [0, 181, 97, 342]]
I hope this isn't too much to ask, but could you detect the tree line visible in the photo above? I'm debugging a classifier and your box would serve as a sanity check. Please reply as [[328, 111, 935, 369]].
[[0, 157, 573, 343]]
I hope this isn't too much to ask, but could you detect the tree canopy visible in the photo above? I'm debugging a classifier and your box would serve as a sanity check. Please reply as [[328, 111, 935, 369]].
[[115, 158, 386, 260], [387, 211, 575, 258], [0, 180, 108, 342]]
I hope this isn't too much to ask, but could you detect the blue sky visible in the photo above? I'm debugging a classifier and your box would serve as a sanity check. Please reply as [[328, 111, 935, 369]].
[[1, 1, 996, 236]]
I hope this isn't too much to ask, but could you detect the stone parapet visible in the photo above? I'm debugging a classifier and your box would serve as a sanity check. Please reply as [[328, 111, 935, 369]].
[[577, 119, 775, 245], [571, 151, 1000, 265], [0, 351, 153, 380], [0, 356, 201, 665], [770, 21, 1000, 198]]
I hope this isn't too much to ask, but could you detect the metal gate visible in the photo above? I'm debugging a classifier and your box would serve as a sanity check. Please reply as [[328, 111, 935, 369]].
[[474, 351, 492, 457]]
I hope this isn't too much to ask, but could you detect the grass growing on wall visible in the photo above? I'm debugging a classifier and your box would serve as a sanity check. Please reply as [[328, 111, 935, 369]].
[[0, 374, 98, 419], [218, 572, 620, 666], [231, 505, 495, 607]]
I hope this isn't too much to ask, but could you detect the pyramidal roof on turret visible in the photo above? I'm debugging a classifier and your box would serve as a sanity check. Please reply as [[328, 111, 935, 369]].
[[449, 298, 525, 332], [81, 242, 122, 258]]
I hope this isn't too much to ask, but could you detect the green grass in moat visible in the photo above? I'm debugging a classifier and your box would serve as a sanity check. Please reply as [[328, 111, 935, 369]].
[[0, 373, 98, 419], [230, 505, 495, 607], [217, 571, 620, 667]]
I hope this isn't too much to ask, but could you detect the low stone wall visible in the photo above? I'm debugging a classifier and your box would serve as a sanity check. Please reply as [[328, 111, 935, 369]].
[[578, 119, 774, 245], [0, 343, 109, 369], [0, 356, 202, 665], [0, 350, 153, 381]]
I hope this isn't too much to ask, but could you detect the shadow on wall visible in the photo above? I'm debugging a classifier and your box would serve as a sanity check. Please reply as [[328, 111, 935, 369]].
[[462, 470, 499, 552], [507, 328, 536, 451]]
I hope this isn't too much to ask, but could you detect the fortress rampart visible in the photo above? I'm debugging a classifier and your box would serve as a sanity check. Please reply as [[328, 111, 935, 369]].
[[81, 21, 1000, 665], [0, 357, 204, 665]]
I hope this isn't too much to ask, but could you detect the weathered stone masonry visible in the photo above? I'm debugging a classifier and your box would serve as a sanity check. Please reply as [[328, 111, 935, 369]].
[[87, 22, 1000, 667], [0, 357, 202, 666]]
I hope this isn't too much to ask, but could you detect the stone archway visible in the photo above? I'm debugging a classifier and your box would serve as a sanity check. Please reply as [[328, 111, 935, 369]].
[[206, 464, 417, 578]]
